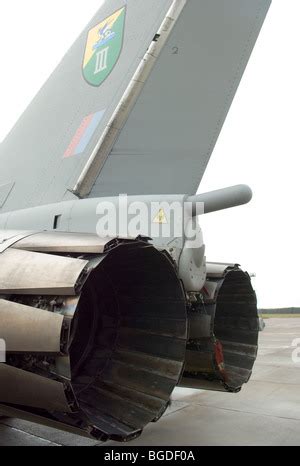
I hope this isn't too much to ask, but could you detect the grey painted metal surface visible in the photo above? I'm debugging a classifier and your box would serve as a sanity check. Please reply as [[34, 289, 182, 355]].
[[0, 187, 253, 240], [0, 0, 270, 213], [74, 0, 186, 198], [90, 0, 271, 198], [188, 185, 253, 216], [0, 0, 172, 213], [0, 183, 14, 208]]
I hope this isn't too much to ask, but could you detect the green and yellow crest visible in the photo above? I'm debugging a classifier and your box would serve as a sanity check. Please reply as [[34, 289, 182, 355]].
[[83, 7, 126, 87]]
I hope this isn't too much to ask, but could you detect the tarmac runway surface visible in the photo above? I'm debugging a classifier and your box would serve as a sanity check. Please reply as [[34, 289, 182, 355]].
[[1, 318, 300, 446]]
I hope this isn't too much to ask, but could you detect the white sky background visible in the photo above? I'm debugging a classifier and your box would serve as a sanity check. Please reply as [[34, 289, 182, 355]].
[[0, 1, 299, 308]]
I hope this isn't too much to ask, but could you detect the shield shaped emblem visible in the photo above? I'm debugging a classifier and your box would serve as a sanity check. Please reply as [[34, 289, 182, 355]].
[[83, 7, 126, 87]]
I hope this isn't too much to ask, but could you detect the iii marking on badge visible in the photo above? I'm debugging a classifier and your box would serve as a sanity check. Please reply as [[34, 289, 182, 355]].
[[83, 6, 126, 86]]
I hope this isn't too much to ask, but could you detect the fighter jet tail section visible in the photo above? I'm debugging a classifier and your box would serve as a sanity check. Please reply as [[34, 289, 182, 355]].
[[0, 233, 187, 441], [0, 0, 270, 443], [0, 0, 271, 212], [0, 229, 259, 441]]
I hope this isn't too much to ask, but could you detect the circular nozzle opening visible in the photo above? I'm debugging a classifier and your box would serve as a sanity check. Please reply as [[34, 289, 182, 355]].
[[69, 242, 187, 440], [214, 270, 259, 391]]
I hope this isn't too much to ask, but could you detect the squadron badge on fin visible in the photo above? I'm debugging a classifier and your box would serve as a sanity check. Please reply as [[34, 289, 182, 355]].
[[83, 6, 126, 87]]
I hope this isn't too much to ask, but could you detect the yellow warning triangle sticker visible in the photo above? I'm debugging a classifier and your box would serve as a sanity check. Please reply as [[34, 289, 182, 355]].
[[153, 208, 168, 224]]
